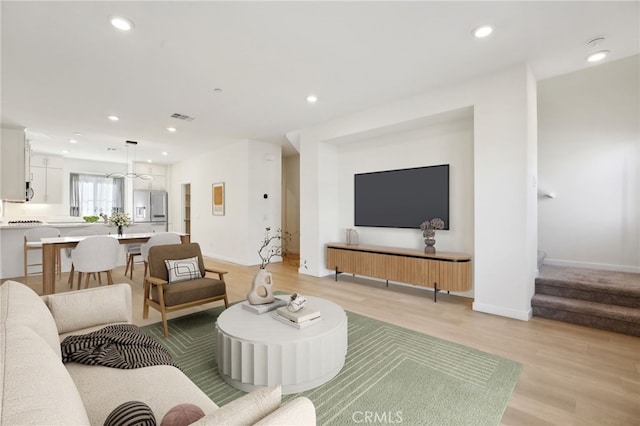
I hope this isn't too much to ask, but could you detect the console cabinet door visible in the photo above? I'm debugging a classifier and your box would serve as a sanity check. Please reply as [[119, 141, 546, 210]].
[[439, 261, 472, 291]]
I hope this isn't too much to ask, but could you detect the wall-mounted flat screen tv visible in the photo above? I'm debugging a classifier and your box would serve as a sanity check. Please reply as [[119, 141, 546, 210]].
[[354, 164, 449, 229]]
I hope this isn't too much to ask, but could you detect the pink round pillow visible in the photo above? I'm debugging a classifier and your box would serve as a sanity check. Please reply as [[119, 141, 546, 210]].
[[160, 404, 205, 426]]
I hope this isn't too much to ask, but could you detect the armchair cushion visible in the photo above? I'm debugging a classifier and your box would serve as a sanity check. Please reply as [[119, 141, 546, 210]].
[[164, 257, 202, 284], [151, 277, 226, 306]]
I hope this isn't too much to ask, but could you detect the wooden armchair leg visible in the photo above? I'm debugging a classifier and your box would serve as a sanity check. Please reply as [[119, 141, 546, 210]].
[[143, 279, 151, 319], [157, 288, 169, 337], [106, 271, 114, 285]]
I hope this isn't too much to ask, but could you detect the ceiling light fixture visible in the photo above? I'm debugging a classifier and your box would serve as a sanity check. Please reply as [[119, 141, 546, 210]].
[[587, 50, 609, 63], [68, 139, 78, 144], [110, 16, 134, 31], [106, 140, 152, 180], [472, 25, 494, 38], [167, 127, 177, 132], [108, 115, 120, 121], [161, 152, 169, 156], [307, 94, 318, 103]]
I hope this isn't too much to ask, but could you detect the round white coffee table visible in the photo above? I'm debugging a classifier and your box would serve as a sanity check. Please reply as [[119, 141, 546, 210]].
[[215, 296, 348, 394]]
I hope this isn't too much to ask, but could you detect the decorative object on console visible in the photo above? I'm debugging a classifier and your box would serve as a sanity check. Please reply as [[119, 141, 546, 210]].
[[287, 293, 307, 312], [346, 228, 359, 245], [247, 227, 291, 305], [420, 217, 445, 253], [109, 212, 132, 237]]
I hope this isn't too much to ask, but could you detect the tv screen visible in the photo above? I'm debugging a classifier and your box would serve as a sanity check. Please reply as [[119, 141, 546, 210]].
[[354, 164, 449, 229]]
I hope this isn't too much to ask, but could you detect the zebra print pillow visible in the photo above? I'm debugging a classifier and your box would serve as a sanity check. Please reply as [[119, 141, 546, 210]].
[[164, 257, 202, 284], [104, 401, 156, 426]]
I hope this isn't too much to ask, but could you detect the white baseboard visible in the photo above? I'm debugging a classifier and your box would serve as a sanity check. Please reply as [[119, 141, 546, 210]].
[[472, 301, 532, 321], [543, 258, 640, 273]]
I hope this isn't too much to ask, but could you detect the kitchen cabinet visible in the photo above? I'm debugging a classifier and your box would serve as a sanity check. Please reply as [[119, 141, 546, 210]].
[[0, 125, 29, 201], [133, 162, 167, 190], [30, 154, 63, 204]]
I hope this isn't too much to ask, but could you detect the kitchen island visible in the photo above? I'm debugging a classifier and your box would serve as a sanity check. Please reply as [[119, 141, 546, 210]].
[[0, 221, 167, 281]]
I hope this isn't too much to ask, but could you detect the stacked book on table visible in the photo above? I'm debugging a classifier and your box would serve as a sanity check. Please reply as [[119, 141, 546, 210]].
[[273, 305, 321, 329], [241, 298, 288, 314]]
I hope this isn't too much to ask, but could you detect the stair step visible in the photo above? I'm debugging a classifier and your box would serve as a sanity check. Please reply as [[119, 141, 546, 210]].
[[531, 294, 640, 337], [535, 265, 640, 309], [535, 280, 640, 309]]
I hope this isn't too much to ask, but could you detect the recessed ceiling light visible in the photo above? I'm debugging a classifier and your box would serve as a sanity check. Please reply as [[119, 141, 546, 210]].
[[161, 152, 169, 156], [68, 139, 78, 144], [110, 16, 134, 31], [62, 150, 69, 154], [73, 132, 82, 136], [587, 50, 609, 63], [307, 94, 318, 103], [167, 127, 177, 132], [147, 159, 152, 163], [108, 115, 119, 121], [472, 25, 494, 38]]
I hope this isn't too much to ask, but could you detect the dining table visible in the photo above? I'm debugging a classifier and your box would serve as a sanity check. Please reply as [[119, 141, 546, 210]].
[[40, 232, 190, 295]]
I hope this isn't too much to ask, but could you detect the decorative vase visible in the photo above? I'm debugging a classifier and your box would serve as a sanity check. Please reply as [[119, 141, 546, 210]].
[[117, 225, 123, 237], [424, 237, 436, 253], [247, 268, 275, 305]]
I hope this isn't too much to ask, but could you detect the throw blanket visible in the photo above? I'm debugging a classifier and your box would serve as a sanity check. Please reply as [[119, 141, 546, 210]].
[[61, 324, 178, 369]]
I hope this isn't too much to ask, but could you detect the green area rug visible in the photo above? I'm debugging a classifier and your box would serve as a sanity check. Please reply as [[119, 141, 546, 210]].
[[142, 306, 521, 426]]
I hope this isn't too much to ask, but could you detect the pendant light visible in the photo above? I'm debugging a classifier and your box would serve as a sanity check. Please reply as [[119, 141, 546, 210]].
[[106, 140, 152, 180]]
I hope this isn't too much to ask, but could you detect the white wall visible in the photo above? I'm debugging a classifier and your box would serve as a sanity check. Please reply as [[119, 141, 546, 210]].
[[296, 63, 538, 321], [168, 139, 281, 266], [336, 117, 474, 259], [538, 55, 640, 272], [283, 155, 300, 254]]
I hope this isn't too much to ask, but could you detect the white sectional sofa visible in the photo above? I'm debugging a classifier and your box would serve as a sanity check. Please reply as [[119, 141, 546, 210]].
[[0, 281, 316, 425]]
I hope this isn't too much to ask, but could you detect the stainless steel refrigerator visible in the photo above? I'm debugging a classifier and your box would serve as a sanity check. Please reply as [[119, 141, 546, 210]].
[[133, 190, 168, 230]]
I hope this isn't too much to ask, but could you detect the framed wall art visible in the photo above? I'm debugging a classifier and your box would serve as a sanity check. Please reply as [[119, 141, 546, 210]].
[[212, 182, 225, 215]]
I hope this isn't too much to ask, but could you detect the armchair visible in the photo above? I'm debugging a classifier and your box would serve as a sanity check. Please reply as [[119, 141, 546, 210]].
[[143, 242, 229, 337]]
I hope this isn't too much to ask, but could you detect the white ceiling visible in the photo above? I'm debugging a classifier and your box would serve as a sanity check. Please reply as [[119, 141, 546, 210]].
[[2, 1, 638, 164]]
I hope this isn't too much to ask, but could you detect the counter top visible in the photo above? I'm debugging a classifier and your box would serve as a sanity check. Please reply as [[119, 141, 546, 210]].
[[0, 222, 109, 230]]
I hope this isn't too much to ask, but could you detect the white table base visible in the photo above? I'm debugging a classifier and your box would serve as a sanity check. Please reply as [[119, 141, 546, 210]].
[[215, 297, 348, 394]]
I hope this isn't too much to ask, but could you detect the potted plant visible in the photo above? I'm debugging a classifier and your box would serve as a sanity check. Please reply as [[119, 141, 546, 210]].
[[108, 212, 132, 236], [420, 218, 445, 253], [248, 227, 291, 305]]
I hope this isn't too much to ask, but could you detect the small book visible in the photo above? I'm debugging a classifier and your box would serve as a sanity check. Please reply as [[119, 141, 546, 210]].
[[272, 312, 322, 329], [241, 298, 287, 315], [275, 305, 321, 323]]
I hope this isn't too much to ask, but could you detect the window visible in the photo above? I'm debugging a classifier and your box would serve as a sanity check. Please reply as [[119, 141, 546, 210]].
[[69, 173, 124, 217]]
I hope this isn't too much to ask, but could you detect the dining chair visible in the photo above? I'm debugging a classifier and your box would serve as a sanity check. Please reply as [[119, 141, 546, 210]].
[[65, 227, 101, 288], [24, 227, 61, 288], [123, 224, 154, 279], [70, 236, 120, 289], [139, 232, 182, 278]]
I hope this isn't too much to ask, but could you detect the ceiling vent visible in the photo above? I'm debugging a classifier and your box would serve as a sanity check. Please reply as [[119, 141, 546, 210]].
[[171, 113, 195, 121]]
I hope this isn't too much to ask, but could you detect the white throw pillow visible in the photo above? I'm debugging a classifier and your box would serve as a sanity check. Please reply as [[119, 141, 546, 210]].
[[164, 257, 202, 283]]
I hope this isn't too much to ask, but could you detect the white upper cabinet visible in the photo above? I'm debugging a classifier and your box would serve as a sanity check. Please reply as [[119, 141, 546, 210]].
[[0, 126, 28, 201], [133, 162, 166, 190], [30, 153, 63, 204]]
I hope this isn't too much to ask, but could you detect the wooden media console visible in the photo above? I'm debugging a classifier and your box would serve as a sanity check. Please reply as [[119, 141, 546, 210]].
[[326, 243, 472, 302]]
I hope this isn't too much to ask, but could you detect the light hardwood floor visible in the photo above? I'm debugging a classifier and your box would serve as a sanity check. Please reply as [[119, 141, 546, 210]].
[[10, 257, 640, 426]]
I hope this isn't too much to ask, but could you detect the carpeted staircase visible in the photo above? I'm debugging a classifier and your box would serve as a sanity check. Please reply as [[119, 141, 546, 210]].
[[531, 265, 640, 337]]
